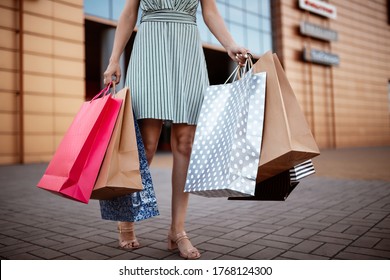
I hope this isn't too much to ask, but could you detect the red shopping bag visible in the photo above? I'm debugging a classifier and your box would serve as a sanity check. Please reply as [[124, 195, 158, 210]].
[[37, 85, 122, 203]]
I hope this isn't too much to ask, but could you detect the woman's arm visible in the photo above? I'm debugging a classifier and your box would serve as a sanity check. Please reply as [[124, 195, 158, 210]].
[[200, 0, 249, 65], [103, 0, 140, 85]]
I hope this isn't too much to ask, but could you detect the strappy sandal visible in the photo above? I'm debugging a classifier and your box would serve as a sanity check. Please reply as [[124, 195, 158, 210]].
[[168, 231, 200, 259], [118, 222, 140, 249]]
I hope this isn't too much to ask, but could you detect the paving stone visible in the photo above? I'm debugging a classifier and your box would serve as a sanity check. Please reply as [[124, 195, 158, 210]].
[[281, 251, 329, 260], [89, 245, 129, 257], [84, 235, 116, 245], [229, 244, 266, 258], [59, 242, 100, 254], [219, 230, 251, 240], [312, 243, 346, 257], [263, 234, 303, 245], [207, 238, 247, 249], [0, 237, 21, 246], [249, 247, 285, 260], [376, 219, 390, 229], [290, 240, 323, 253], [216, 254, 245, 260], [317, 231, 359, 241], [309, 235, 353, 246], [374, 239, 390, 250], [334, 251, 386, 260], [325, 223, 351, 233], [29, 247, 65, 259], [345, 246, 390, 259], [351, 236, 381, 248], [344, 225, 371, 235], [252, 239, 294, 250], [197, 242, 235, 255], [50, 239, 89, 250], [7, 253, 42, 260], [291, 229, 319, 239], [108, 252, 142, 260], [71, 250, 108, 260], [133, 247, 174, 259], [29, 238, 62, 247]]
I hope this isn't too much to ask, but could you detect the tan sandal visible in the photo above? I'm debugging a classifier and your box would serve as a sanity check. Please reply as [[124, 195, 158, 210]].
[[168, 231, 200, 259], [118, 222, 140, 249]]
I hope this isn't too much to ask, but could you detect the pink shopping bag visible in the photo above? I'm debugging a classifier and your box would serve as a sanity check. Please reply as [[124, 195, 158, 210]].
[[37, 85, 122, 203]]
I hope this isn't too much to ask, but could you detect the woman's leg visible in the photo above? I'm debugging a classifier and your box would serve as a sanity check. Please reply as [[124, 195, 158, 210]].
[[169, 123, 200, 259], [118, 119, 163, 249]]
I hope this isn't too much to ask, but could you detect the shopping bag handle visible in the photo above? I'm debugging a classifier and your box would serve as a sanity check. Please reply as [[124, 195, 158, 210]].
[[91, 82, 113, 102], [224, 53, 254, 84]]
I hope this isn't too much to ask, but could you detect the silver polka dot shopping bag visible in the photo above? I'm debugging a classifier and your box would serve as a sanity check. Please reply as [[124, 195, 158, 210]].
[[184, 65, 267, 197]]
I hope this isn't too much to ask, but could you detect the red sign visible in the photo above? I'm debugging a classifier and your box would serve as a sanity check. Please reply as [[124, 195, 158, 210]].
[[299, 0, 337, 19]]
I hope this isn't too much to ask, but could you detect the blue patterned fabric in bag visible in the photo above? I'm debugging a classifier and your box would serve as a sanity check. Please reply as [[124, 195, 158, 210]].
[[99, 118, 159, 222]]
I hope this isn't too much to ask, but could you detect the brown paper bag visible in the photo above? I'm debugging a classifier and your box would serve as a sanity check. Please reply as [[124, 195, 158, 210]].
[[91, 87, 143, 200], [252, 51, 320, 182]]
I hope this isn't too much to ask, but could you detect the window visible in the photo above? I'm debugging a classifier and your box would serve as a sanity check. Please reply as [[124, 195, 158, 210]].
[[197, 0, 273, 56]]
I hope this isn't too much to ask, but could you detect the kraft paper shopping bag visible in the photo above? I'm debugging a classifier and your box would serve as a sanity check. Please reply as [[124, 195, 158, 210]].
[[91, 87, 143, 200], [252, 51, 320, 182]]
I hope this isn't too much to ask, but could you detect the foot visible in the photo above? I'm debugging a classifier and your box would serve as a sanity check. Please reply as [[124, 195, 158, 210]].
[[168, 230, 200, 259], [118, 222, 140, 249]]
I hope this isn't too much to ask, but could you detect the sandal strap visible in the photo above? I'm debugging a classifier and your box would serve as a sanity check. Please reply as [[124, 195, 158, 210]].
[[118, 226, 135, 233]]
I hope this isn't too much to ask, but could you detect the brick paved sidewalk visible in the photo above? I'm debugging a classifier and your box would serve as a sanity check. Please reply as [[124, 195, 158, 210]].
[[0, 147, 389, 260]]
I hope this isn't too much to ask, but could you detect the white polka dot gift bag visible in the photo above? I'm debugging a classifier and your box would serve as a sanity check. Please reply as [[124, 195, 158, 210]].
[[184, 65, 267, 197]]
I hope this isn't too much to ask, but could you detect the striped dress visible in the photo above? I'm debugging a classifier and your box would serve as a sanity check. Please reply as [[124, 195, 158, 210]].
[[126, 0, 209, 125]]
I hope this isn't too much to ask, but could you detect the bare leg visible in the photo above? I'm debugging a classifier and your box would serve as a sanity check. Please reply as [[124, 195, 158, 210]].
[[118, 119, 163, 249], [168, 123, 200, 259]]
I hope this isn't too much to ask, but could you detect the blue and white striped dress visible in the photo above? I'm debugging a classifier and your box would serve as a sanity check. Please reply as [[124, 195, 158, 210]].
[[126, 0, 209, 125]]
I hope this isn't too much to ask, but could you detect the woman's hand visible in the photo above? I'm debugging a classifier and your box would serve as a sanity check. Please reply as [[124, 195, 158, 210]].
[[103, 61, 121, 85], [226, 44, 250, 66]]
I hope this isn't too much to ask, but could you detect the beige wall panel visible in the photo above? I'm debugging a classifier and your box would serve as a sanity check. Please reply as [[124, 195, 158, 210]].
[[24, 74, 54, 95], [24, 54, 53, 74], [23, 14, 53, 36], [53, 58, 84, 77], [0, 29, 17, 49], [0, 156, 19, 165], [54, 97, 83, 115], [53, 1, 84, 24], [0, 92, 18, 112], [57, 0, 83, 6], [0, 49, 17, 70], [54, 77, 84, 96], [24, 94, 54, 114], [54, 115, 74, 134], [53, 21, 83, 42], [24, 34, 53, 55], [0, 134, 18, 156], [24, 114, 53, 133], [0, 113, 18, 133], [24, 154, 52, 163], [0, 7, 16, 29], [24, 134, 54, 154], [1, 71, 17, 92], [0, 0, 17, 9], [54, 40, 84, 60], [23, 0, 53, 17]]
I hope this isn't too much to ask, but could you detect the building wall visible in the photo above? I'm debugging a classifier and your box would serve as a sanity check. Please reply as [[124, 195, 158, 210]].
[[273, 0, 390, 148], [0, 0, 85, 164]]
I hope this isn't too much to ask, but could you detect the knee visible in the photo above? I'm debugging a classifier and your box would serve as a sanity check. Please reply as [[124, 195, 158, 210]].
[[143, 140, 158, 163], [172, 136, 193, 158]]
